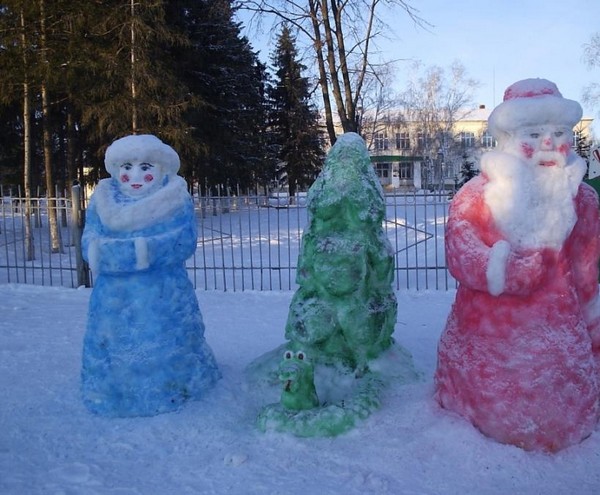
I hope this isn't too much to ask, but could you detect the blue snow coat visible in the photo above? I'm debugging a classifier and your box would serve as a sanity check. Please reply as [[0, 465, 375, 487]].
[[81, 175, 220, 417]]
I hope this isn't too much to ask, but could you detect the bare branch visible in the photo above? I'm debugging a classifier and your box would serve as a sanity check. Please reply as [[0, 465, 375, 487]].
[[238, 0, 429, 141]]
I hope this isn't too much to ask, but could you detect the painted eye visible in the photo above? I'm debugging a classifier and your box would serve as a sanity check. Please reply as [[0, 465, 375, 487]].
[[530, 133, 540, 139], [554, 131, 564, 137], [296, 351, 306, 360], [284, 350, 293, 360], [121, 162, 132, 170], [140, 162, 154, 171]]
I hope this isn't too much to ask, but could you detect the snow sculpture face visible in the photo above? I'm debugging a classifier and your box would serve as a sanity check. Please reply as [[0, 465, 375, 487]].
[[278, 350, 319, 411], [508, 124, 573, 168], [118, 161, 165, 197]]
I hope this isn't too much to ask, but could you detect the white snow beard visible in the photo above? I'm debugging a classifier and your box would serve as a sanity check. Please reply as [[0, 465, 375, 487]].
[[482, 151, 585, 250]]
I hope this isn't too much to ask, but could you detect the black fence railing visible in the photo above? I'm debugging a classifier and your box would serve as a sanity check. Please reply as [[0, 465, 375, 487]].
[[0, 185, 456, 291]]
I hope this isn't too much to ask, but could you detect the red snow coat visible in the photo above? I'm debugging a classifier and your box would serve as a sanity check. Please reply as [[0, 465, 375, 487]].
[[435, 174, 600, 452]]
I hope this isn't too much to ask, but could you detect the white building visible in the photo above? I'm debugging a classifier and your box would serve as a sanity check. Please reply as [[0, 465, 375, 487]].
[[363, 106, 594, 191]]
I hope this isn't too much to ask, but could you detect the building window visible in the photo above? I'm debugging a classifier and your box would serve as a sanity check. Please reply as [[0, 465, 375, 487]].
[[441, 131, 453, 148], [395, 132, 410, 150], [399, 162, 413, 180], [443, 162, 454, 179], [481, 130, 496, 148], [375, 162, 390, 178], [460, 132, 475, 148], [417, 132, 428, 150], [374, 133, 389, 151]]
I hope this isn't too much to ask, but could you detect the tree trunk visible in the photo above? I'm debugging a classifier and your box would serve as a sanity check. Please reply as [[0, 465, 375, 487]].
[[319, 0, 350, 132], [130, 0, 138, 132], [66, 103, 76, 186], [39, 0, 62, 253], [307, 0, 337, 145], [20, 8, 34, 261], [330, 0, 355, 130], [41, 82, 62, 253]]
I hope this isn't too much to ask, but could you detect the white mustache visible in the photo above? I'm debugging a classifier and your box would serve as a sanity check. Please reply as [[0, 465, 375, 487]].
[[531, 150, 566, 167]]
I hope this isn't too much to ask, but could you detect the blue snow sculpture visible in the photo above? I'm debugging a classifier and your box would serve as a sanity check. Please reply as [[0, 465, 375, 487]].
[[81, 134, 220, 417]]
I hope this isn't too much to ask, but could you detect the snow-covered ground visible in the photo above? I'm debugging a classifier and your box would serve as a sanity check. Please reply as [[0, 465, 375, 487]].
[[1, 284, 599, 494]]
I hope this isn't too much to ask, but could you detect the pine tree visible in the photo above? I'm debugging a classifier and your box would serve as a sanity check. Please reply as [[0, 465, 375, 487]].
[[268, 25, 324, 198], [0, 0, 271, 190], [0, 3, 33, 187], [61, 0, 203, 183], [574, 128, 592, 178], [458, 153, 478, 188], [1, 0, 191, 187], [166, 0, 269, 188]]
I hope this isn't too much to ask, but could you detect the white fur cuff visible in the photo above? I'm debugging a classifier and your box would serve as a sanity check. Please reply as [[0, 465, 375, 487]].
[[486, 240, 510, 296], [134, 237, 149, 270], [87, 239, 100, 274]]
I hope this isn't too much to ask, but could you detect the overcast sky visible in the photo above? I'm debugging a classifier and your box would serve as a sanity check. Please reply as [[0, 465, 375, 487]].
[[240, 0, 600, 123]]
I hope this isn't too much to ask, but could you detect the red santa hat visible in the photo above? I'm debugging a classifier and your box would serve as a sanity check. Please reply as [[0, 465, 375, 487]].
[[488, 78, 582, 140], [104, 134, 180, 177]]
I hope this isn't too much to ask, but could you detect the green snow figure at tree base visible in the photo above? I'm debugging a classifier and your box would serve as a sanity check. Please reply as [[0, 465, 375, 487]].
[[278, 350, 319, 411]]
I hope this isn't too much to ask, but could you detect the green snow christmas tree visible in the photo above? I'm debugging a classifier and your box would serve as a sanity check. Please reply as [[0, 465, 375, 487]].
[[252, 133, 417, 437], [285, 132, 397, 372]]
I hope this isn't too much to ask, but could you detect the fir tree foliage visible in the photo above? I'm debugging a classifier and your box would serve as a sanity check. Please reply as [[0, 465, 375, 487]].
[[458, 153, 478, 188], [573, 127, 593, 180], [82, 0, 194, 164], [267, 24, 324, 198], [0, 0, 271, 190], [164, 0, 269, 188], [574, 128, 591, 161]]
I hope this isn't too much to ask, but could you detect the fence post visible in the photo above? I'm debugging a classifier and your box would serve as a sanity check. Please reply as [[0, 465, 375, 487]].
[[71, 181, 90, 287]]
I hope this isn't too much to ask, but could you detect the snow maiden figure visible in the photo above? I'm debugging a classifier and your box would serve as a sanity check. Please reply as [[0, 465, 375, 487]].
[[435, 79, 600, 452], [81, 134, 220, 417]]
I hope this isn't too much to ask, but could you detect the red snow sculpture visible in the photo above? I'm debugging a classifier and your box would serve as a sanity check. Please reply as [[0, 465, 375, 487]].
[[435, 79, 600, 452]]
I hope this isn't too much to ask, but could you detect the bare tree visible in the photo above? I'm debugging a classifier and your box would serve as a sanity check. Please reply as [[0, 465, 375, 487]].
[[241, 0, 426, 145], [357, 64, 399, 150], [396, 61, 479, 188], [583, 32, 600, 118]]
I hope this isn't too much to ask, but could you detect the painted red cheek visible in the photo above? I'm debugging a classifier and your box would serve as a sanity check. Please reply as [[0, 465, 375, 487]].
[[521, 143, 534, 158], [120, 175, 129, 183], [144, 174, 154, 183], [558, 143, 570, 155]]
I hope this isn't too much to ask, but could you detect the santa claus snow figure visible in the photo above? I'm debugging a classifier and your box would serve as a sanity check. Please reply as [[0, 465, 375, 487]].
[[435, 78, 600, 452]]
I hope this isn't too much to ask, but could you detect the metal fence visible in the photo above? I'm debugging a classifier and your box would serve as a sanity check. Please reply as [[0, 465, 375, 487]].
[[0, 185, 456, 291], [0, 186, 82, 288]]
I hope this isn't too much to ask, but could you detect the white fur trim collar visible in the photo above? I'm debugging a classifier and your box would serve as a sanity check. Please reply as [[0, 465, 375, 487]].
[[92, 175, 189, 232]]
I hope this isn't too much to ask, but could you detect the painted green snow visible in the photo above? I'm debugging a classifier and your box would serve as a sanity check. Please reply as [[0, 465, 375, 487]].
[[252, 133, 415, 437], [285, 132, 397, 372], [278, 350, 319, 411], [256, 368, 384, 437]]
